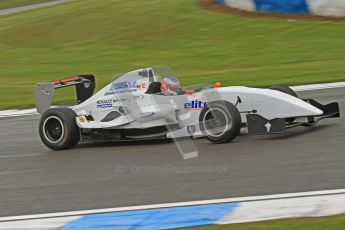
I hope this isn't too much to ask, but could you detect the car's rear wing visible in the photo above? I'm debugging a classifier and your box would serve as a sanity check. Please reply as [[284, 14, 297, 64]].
[[34, 75, 95, 114]]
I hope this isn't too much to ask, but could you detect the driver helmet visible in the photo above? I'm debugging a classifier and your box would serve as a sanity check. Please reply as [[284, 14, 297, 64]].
[[161, 77, 183, 96]]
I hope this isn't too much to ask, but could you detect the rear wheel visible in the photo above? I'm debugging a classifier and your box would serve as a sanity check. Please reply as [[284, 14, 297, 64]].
[[39, 107, 80, 150], [270, 85, 298, 123], [199, 101, 241, 144]]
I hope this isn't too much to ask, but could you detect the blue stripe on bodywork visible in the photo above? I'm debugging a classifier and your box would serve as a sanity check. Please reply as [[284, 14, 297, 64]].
[[254, 0, 310, 14], [61, 203, 239, 230]]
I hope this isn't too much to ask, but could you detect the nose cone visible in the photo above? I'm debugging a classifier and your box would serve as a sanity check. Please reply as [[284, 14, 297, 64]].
[[276, 92, 324, 117], [253, 88, 324, 119], [308, 105, 323, 116]]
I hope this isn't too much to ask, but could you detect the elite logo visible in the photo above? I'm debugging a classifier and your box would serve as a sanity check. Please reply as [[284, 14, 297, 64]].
[[184, 100, 208, 110]]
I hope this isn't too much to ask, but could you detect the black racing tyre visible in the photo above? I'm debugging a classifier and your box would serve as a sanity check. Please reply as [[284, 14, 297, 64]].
[[39, 107, 80, 150], [199, 101, 241, 144], [270, 85, 298, 123]]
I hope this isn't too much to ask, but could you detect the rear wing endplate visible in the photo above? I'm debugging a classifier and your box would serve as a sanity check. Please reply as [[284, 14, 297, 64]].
[[34, 75, 95, 114]]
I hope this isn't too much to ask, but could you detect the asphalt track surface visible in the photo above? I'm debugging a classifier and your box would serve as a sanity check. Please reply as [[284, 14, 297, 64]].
[[0, 88, 344, 217]]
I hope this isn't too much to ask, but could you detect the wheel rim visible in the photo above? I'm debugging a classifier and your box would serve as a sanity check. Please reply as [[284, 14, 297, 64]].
[[203, 108, 232, 138], [43, 116, 64, 143]]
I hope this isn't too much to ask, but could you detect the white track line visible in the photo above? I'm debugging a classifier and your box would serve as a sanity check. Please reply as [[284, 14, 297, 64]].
[[292, 81, 345, 91], [1, 189, 345, 222], [0, 0, 70, 17], [0, 108, 37, 118]]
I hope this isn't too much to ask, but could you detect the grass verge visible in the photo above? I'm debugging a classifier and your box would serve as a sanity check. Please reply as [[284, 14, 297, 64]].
[[184, 214, 345, 230], [0, 0, 344, 109]]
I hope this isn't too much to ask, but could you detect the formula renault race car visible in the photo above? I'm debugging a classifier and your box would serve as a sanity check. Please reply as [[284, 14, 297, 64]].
[[34, 66, 340, 150]]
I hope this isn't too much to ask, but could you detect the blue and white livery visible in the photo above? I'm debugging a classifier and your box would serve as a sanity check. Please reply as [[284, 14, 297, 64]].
[[34, 66, 340, 150]]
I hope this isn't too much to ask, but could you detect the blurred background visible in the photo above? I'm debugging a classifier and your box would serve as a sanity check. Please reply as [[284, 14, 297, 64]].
[[1, 0, 344, 109]]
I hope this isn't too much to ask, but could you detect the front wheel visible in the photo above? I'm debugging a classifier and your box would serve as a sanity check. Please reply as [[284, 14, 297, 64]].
[[39, 107, 80, 150], [199, 101, 242, 144]]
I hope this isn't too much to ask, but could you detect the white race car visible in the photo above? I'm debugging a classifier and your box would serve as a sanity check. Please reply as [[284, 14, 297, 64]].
[[34, 66, 340, 150]]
